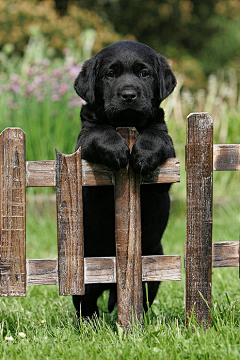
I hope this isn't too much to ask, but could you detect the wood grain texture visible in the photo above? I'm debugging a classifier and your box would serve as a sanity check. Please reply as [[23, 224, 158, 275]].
[[213, 144, 240, 171], [26, 160, 55, 187], [184, 241, 239, 269], [142, 255, 181, 281], [212, 241, 239, 267], [27, 259, 58, 285], [81, 160, 114, 186], [56, 149, 84, 295], [141, 158, 180, 184], [185, 113, 213, 328], [25, 143, 240, 187], [26, 158, 179, 187], [115, 127, 143, 327], [26, 255, 182, 286], [0, 128, 26, 296]]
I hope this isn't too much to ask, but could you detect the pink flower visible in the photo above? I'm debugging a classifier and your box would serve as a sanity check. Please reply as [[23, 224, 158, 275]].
[[52, 93, 59, 102], [10, 84, 20, 94], [68, 66, 81, 78], [43, 59, 50, 67], [68, 97, 85, 108], [37, 95, 44, 103], [8, 99, 19, 110], [26, 84, 35, 96], [59, 83, 69, 95], [53, 68, 62, 78]]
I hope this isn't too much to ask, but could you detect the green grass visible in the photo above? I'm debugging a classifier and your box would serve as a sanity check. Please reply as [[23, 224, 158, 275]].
[[0, 195, 240, 359]]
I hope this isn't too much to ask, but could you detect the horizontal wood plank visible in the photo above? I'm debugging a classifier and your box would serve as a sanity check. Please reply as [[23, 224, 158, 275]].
[[141, 158, 180, 184], [27, 259, 58, 285], [81, 161, 114, 186], [26, 255, 182, 286], [26, 158, 180, 187], [26, 161, 55, 187], [213, 144, 240, 171], [142, 255, 182, 281], [212, 241, 239, 267]]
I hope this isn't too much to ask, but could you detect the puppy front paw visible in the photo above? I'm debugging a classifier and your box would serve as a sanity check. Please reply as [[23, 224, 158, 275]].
[[129, 130, 175, 175], [96, 136, 130, 170], [130, 147, 160, 175]]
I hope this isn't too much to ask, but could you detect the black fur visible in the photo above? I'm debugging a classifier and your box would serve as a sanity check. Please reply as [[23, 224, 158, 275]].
[[73, 40, 176, 318]]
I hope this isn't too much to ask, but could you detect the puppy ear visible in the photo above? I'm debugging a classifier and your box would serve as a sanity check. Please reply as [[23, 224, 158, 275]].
[[158, 54, 177, 102], [74, 57, 97, 105]]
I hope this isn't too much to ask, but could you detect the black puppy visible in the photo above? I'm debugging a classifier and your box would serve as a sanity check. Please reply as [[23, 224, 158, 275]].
[[73, 40, 176, 318]]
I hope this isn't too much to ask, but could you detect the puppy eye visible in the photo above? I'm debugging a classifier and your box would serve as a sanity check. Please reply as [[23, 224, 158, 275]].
[[140, 69, 150, 78], [106, 70, 115, 78]]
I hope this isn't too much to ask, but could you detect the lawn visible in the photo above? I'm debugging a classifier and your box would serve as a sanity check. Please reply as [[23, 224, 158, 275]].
[[0, 195, 240, 359]]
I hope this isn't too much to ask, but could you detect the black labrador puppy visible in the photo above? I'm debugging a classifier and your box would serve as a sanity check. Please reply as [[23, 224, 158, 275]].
[[73, 40, 176, 318]]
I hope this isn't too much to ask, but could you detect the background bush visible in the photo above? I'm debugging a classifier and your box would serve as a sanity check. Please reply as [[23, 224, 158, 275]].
[[0, 0, 122, 59]]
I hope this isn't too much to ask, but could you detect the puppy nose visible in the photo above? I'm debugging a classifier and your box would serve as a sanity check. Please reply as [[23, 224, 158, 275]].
[[121, 89, 137, 102]]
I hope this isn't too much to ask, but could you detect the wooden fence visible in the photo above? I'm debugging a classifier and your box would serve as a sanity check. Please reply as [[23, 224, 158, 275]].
[[0, 126, 181, 328], [185, 112, 240, 328], [2, 112, 238, 328]]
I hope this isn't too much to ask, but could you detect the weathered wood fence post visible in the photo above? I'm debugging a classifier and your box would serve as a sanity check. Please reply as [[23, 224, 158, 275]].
[[185, 112, 213, 328], [115, 128, 142, 326], [56, 149, 85, 296], [0, 128, 26, 297]]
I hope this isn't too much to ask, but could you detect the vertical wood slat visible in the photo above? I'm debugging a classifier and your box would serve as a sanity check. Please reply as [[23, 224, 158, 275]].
[[115, 127, 142, 327], [0, 128, 26, 296], [56, 148, 84, 295], [185, 113, 213, 328]]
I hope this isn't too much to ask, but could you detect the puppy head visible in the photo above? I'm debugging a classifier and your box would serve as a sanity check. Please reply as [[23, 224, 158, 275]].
[[74, 41, 176, 127]]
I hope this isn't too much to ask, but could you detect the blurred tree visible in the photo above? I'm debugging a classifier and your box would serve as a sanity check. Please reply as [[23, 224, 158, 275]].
[[77, 1, 218, 55], [76, 0, 240, 75]]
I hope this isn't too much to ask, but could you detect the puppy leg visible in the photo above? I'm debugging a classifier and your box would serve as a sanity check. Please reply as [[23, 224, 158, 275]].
[[73, 284, 105, 319], [130, 127, 175, 175]]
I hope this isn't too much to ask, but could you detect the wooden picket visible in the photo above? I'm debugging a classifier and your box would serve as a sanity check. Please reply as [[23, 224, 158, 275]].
[[185, 112, 240, 328]]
